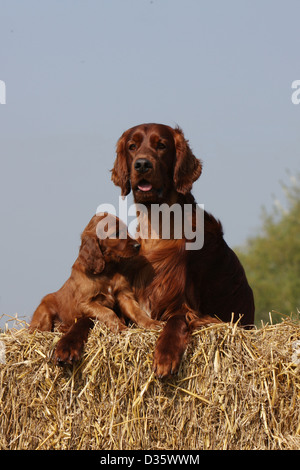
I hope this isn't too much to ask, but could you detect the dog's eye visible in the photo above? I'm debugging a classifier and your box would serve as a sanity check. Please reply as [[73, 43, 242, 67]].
[[128, 143, 136, 151], [157, 142, 166, 150]]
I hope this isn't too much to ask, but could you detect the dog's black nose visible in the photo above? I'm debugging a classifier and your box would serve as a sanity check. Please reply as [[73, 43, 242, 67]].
[[134, 158, 153, 174]]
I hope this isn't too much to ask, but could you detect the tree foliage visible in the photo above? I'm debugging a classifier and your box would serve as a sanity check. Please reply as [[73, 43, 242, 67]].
[[236, 175, 300, 325]]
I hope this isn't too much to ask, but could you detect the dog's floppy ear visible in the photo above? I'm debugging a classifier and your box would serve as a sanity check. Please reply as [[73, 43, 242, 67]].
[[78, 236, 105, 274], [173, 126, 202, 194], [111, 130, 131, 197]]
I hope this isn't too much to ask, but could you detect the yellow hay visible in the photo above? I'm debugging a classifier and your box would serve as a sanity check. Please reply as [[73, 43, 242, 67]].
[[0, 314, 300, 450]]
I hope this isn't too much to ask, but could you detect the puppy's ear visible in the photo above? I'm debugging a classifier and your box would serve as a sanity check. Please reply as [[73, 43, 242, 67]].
[[111, 131, 131, 197], [173, 127, 202, 195], [78, 236, 105, 274]]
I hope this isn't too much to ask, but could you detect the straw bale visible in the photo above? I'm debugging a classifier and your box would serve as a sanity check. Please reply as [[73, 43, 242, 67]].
[[1, 314, 300, 450]]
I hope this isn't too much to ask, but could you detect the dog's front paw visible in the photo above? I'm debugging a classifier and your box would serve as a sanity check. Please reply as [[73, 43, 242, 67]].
[[137, 317, 162, 330], [54, 335, 83, 364], [152, 339, 182, 378]]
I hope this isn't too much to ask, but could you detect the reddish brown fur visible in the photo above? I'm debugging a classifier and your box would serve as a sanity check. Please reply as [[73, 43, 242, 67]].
[[112, 123, 255, 377], [30, 214, 160, 363]]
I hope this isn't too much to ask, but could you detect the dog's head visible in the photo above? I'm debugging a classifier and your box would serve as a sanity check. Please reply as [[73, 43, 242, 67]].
[[78, 214, 140, 274], [111, 123, 202, 203]]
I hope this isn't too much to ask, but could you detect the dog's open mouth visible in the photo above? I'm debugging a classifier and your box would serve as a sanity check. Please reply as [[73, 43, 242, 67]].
[[136, 180, 153, 192], [134, 179, 163, 200]]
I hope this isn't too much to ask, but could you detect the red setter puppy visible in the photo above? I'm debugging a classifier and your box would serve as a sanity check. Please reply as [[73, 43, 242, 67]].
[[111, 123, 255, 377], [30, 213, 159, 363]]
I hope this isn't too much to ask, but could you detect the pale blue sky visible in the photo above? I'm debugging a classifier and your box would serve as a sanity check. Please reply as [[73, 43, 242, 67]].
[[0, 0, 299, 326]]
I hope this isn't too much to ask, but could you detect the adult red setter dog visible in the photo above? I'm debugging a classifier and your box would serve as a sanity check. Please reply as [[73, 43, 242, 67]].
[[30, 214, 159, 363], [111, 123, 255, 377]]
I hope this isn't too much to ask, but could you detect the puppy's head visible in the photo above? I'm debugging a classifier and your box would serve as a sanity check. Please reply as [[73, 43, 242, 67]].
[[78, 213, 140, 274]]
